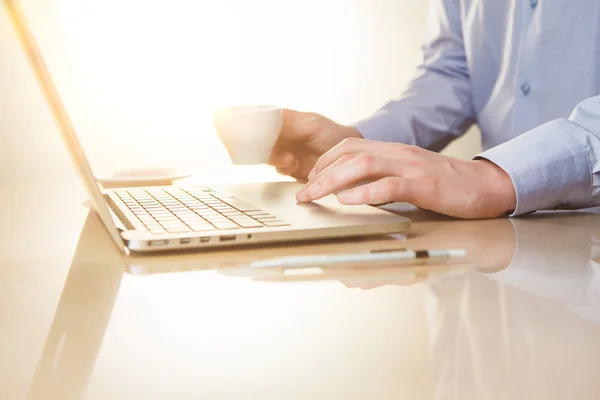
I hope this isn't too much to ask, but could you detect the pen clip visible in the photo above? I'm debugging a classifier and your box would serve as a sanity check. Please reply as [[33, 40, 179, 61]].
[[370, 248, 408, 254]]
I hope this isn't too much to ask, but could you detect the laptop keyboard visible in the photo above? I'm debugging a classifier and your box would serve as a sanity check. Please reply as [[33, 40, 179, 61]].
[[114, 187, 289, 234]]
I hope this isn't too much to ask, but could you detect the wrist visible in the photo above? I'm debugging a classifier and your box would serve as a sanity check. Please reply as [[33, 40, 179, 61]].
[[477, 159, 517, 215]]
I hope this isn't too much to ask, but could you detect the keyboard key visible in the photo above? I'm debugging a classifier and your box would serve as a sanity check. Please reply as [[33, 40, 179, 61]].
[[181, 212, 202, 217], [194, 195, 215, 201], [219, 197, 262, 212], [244, 211, 269, 216], [211, 221, 239, 230], [183, 219, 205, 225], [212, 205, 234, 211], [212, 193, 235, 198], [230, 218, 263, 228], [202, 213, 226, 218], [198, 211, 220, 217], [143, 205, 164, 210], [179, 213, 201, 219], [160, 221, 186, 227], [154, 215, 176, 221], [197, 214, 219, 220], [254, 215, 276, 220], [178, 217, 199, 223], [205, 217, 230, 223], [203, 201, 223, 206], [179, 213, 201, 218], [166, 227, 191, 233], [263, 221, 290, 227], [148, 211, 170, 216], [190, 224, 216, 232], [220, 211, 244, 217], [173, 211, 194, 216], [150, 212, 173, 218]]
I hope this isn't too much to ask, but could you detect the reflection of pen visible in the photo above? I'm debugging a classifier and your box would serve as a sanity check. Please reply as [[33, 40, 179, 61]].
[[250, 248, 467, 269]]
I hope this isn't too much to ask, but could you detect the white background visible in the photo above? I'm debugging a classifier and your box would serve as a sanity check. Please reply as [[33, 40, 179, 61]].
[[0, 0, 480, 184]]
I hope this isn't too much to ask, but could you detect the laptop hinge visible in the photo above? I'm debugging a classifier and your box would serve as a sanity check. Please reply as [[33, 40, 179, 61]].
[[103, 194, 135, 231]]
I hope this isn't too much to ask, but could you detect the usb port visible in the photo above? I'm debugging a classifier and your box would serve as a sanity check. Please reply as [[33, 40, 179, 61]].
[[149, 240, 169, 247], [200, 237, 211, 243], [179, 238, 191, 244], [219, 235, 236, 242]]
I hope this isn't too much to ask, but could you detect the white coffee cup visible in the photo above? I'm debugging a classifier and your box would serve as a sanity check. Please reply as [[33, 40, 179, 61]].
[[213, 105, 283, 165]]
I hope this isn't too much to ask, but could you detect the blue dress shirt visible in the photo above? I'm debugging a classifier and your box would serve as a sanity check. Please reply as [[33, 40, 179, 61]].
[[354, 0, 600, 215]]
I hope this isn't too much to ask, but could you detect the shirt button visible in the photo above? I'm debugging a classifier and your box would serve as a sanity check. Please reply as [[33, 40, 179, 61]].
[[530, 0, 538, 9], [520, 83, 531, 96]]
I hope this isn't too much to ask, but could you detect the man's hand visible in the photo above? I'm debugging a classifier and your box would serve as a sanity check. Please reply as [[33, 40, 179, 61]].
[[269, 110, 362, 181], [296, 138, 517, 219]]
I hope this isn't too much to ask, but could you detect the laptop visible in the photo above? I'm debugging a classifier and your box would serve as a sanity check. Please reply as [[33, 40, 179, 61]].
[[4, 0, 411, 252]]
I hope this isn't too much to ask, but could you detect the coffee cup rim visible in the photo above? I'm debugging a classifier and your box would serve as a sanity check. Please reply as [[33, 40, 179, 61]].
[[215, 105, 281, 114]]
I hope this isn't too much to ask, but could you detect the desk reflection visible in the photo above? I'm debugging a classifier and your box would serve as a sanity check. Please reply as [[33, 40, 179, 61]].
[[27, 213, 124, 400], [425, 212, 600, 400], [27, 208, 599, 399]]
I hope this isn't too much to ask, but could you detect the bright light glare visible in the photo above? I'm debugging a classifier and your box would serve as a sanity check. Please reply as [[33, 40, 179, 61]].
[[57, 0, 366, 173]]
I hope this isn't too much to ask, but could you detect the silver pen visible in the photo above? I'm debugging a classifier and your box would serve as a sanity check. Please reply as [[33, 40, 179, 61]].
[[250, 248, 467, 269]]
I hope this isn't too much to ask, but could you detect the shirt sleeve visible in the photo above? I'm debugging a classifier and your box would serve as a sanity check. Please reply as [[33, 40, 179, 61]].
[[477, 95, 600, 215], [354, 0, 476, 152]]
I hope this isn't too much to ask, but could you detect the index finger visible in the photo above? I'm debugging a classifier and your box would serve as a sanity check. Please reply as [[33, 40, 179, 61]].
[[309, 138, 391, 178]]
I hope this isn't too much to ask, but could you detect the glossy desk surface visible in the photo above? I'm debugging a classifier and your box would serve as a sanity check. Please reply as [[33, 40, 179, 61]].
[[1, 177, 599, 400]]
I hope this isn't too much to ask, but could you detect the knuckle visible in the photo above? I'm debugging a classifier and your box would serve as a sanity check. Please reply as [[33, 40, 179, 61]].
[[340, 136, 360, 147], [322, 172, 339, 188], [398, 145, 419, 156], [341, 154, 355, 162], [383, 177, 398, 192], [357, 185, 371, 202], [357, 154, 376, 171], [420, 176, 439, 197], [380, 177, 402, 195], [420, 175, 438, 188]]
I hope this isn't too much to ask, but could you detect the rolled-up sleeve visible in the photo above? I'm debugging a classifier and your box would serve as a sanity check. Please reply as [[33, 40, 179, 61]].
[[478, 96, 600, 215], [354, 0, 476, 152]]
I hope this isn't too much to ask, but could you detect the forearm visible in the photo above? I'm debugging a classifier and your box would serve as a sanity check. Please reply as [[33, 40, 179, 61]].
[[354, 67, 475, 151]]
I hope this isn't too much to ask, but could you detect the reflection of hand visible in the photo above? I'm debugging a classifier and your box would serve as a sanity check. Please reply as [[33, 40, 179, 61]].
[[296, 138, 516, 219], [268, 110, 362, 181], [339, 271, 429, 290], [408, 218, 517, 272], [338, 219, 516, 290]]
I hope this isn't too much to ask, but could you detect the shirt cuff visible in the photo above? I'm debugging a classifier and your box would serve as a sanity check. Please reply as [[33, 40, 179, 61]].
[[475, 119, 593, 216]]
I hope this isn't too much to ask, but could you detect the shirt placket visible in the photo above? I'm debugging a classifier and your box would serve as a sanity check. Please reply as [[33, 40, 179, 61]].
[[511, 0, 540, 133]]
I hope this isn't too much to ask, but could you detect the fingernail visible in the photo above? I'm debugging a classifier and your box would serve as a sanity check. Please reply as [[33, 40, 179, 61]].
[[337, 190, 355, 204], [306, 183, 320, 199], [296, 188, 307, 201]]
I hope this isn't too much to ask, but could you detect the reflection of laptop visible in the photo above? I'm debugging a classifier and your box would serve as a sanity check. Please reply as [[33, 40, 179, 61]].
[[5, 0, 410, 252]]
